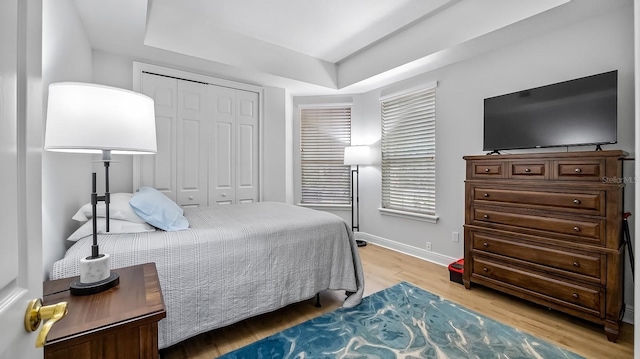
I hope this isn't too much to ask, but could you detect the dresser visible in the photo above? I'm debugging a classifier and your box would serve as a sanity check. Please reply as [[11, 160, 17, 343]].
[[463, 150, 626, 342]]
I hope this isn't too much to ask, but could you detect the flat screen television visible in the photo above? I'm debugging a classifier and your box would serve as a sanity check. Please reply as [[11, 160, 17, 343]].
[[483, 70, 617, 152]]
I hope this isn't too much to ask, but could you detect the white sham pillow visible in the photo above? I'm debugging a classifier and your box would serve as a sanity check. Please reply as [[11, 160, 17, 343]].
[[67, 218, 156, 242], [72, 193, 146, 223]]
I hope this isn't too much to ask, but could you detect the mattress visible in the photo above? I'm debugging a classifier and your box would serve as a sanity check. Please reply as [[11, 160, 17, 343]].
[[51, 202, 364, 349]]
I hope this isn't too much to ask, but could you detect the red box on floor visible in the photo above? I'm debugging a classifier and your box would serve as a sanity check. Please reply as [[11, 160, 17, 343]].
[[448, 258, 464, 284]]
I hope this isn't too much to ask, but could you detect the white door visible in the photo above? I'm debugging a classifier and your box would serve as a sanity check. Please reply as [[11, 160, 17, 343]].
[[138, 73, 178, 201], [234, 90, 259, 204], [210, 86, 237, 205], [176, 81, 209, 207], [0, 0, 43, 358]]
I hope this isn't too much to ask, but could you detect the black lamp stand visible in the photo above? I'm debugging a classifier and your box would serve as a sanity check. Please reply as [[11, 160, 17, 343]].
[[350, 165, 367, 247], [69, 151, 119, 295]]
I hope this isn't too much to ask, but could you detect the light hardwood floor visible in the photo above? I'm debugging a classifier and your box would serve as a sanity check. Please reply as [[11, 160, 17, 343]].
[[160, 244, 634, 359]]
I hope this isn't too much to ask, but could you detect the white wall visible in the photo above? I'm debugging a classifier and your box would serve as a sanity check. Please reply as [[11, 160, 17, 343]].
[[294, 4, 636, 318], [263, 86, 287, 202], [42, 0, 93, 278]]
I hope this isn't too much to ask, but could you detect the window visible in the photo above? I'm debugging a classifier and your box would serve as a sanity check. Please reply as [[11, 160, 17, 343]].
[[300, 106, 351, 205], [381, 84, 437, 218]]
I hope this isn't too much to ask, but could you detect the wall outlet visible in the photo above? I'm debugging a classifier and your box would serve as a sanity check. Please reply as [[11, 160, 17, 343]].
[[452, 232, 460, 242], [426, 241, 432, 251]]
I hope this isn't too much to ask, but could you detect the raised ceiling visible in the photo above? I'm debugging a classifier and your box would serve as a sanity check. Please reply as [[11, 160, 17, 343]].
[[72, 0, 627, 95]]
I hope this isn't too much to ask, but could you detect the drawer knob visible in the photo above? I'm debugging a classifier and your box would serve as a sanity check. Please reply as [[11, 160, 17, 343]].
[[189, 196, 194, 200], [573, 226, 580, 232], [483, 193, 489, 197], [573, 262, 580, 267], [483, 214, 489, 219], [483, 242, 488, 247], [483, 267, 488, 272], [572, 293, 579, 299], [574, 168, 582, 173], [573, 199, 581, 205], [524, 168, 531, 173], [485, 168, 490, 173]]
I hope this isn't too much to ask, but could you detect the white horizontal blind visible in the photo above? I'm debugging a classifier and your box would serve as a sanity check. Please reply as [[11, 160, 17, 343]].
[[381, 86, 436, 215], [300, 107, 351, 204]]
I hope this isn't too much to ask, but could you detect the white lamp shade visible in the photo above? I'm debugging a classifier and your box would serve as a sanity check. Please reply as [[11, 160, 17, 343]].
[[44, 82, 157, 154], [344, 145, 371, 165]]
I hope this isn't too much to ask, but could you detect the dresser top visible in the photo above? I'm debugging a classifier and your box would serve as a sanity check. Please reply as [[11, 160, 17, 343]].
[[463, 149, 628, 161]]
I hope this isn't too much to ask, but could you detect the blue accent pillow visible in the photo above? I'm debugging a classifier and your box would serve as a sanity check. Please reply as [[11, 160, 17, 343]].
[[129, 187, 189, 231]]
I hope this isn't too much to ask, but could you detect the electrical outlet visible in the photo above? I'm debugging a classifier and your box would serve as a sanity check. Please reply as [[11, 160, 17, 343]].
[[426, 241, 432, 251], [452, 232, 459, 242]]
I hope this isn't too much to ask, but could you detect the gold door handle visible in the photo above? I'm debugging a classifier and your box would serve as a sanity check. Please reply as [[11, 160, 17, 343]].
[[24, 298, 68, 348]]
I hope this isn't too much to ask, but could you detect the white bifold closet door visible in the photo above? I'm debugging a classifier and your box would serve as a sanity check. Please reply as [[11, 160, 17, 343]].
[[209, 86, 259, 205], [137, 72, 259, 207]]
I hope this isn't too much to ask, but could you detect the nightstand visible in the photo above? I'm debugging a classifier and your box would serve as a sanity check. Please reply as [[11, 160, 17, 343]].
[[42, 263, 166, 359]]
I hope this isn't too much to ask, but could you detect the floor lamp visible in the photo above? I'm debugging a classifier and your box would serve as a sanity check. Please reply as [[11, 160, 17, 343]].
[[44, 82, 157, 295], [344, 145, 371, 247]]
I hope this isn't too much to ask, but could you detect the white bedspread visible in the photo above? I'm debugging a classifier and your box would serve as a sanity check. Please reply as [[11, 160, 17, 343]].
[[51, 202, 364, 349]]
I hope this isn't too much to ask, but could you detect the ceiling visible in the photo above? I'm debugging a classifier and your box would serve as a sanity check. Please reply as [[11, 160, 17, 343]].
[[71, 0, 628, 95]]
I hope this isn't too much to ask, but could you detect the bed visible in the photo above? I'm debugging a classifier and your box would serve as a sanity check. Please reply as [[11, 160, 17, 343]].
[[51, 201, 364, 349]]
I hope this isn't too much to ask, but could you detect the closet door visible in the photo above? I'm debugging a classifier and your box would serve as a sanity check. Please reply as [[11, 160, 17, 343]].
[[209, 86, 259, 205], [210, 86, 236, 205], [176, 81, 210, 207], [139, 73, 178, 201], [235, 90, 259, 203]]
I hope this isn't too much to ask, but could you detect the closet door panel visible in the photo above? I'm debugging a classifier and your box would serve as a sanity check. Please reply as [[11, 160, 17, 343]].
[[235, 90, 259, 204], [138, 73, 177, 201], [177, 82, 209, 207], [210, 86, 236, 205], [152, 116, 175, 194]]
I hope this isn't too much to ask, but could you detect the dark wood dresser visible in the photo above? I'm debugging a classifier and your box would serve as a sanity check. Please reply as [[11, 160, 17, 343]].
[[463, 150, 626, 341]]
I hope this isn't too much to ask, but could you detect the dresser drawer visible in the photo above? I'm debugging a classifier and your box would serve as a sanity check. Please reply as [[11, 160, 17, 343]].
[[471, 231, 603, 280], [470, 161, 504, 178], [509, 161, 548, 179], [474, 209, 604, 245], [472, 187, 604, 216], [555, 160, 604, 181], [473, 258, 602, 313]]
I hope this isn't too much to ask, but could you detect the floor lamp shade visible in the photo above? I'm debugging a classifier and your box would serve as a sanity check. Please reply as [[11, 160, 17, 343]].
[[44, 82, 157, 154], [343, 145, 371, 166]]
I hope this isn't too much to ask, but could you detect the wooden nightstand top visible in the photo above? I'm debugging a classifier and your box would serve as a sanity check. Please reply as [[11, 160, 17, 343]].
[[43, 263, 166, 347]]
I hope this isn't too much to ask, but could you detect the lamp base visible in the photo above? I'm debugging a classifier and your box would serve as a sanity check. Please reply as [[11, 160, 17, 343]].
[[70, 272, 119, 296]]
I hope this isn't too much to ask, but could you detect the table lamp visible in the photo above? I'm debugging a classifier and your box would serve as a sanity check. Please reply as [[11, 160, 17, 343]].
[[344, 145, 371, 247], [45, 82, 157, 295]]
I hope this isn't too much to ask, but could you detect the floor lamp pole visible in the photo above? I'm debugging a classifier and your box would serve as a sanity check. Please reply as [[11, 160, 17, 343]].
[[351, 165, 366, 247], [351, 166, 358, 232]]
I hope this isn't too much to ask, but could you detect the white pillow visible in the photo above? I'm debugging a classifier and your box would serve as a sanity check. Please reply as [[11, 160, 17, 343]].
[[72, 193, 146, 223], [67, 218, 156, 242]]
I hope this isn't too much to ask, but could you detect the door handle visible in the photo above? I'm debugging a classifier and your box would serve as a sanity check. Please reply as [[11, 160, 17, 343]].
[[24, 298, 68, 348]]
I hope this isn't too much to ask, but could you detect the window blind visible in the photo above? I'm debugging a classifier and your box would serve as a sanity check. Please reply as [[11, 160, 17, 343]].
[[381, 86, 436, 216], [300, 107, 351, 204]]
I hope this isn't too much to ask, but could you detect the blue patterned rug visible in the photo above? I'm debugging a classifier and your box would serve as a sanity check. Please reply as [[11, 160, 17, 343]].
[[219, 282, 584, 359]]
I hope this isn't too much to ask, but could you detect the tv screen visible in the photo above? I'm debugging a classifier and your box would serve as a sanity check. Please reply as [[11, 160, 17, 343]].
[[483, 70, 617, 151]]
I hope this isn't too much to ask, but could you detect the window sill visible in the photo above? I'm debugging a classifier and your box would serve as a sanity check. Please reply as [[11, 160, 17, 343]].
[[378, 208, 439, 223], [297, 203, 351, 211]]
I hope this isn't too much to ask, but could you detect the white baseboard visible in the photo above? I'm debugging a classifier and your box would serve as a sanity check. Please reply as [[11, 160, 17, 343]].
[[355, 232, 458, 267], [355, 232, 635, 325], [623, 305, 633, 325]]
